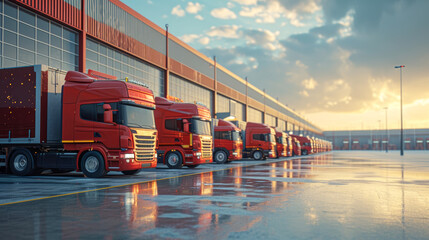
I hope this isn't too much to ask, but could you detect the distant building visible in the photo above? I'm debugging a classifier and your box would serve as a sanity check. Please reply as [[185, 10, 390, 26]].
[[324, 129, 429, 151]]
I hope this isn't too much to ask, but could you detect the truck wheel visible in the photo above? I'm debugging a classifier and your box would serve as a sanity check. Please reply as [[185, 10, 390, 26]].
[[9, 148, 35, 176], [166, 152, 182, 169], [187, 164, 199, 168], [81, 151, 107, 178], [214, 150, 228, 164], [252, 150, 263, 160], [302, 150, 308, 155], [122, 169, 140, 175]]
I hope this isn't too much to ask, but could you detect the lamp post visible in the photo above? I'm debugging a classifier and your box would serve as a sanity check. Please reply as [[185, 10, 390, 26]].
[[395, 65, 405, 156], [384, 107, 388, 153]]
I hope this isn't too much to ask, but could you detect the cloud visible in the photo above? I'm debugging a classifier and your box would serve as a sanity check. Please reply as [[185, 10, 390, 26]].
[[238, 0, 319, 25], [242, 28, 284, 51], [207, 25, 241, 39], [232, 0, 257, 5], [199, 37, 210, 45], [302, 78, 317, 89], [211, 8, 237, 19], [171, 5, 185, 17], [186, 2, 203, 14], [198, 0, 429, 130], [181, 34, 199, 43], [195, 15, 204, 20]]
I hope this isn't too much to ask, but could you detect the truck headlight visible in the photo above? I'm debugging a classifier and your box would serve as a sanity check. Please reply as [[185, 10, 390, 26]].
[[123, 153, 135, 159], [195, 152, 202, 156]]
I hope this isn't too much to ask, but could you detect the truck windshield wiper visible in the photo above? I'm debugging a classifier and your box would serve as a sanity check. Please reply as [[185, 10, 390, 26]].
[[127, 123, 155, 129]]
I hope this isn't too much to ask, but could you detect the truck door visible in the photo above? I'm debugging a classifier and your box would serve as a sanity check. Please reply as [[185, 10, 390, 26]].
[[92, 103, 120, 149]]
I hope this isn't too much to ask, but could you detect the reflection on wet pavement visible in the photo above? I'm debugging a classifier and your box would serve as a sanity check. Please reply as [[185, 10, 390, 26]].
[[1, 152, 429, 239]]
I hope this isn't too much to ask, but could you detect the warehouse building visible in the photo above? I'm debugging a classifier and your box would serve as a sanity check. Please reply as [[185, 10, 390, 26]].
[[0, 0, 323, 137]]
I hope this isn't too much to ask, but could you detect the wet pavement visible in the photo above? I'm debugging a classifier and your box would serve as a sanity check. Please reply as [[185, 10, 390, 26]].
[[1, 151, 429, 239]]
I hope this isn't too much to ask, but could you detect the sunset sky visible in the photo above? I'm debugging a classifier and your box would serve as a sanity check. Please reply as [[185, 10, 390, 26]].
[[122, 0, 429, 131]]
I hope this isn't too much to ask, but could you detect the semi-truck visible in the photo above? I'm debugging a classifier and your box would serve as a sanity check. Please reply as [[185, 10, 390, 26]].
[[0, 65, 158, 178], [226, 120, 276, 160], [291, 137, 302, 156], [242, 122, 276, 160], [154, 97, 213, 168], [291, 135, 312, 155], [213, 119, 243, 164], [275, 130, 288, 158]]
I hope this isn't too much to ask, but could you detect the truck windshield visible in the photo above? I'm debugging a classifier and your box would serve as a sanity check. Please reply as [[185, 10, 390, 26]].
[[190, 118, 211, 135], [270, 134, 276, 143], [120, 103, 155, 129], [232, 131, 241, 141], [265, 134, 276, 143]]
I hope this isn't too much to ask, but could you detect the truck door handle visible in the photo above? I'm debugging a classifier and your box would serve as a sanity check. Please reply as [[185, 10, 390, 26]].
[[94, 132, 101, 138]]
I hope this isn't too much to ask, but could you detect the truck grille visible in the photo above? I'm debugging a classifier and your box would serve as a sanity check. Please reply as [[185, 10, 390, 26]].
[[134, 134, 156, 161], [201, 139, 212, 158]]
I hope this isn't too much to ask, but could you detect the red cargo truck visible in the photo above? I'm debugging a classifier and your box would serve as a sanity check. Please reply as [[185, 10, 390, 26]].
[[291, 135, 312, 155], [242, 122, 276, 160], [154, 97, 212, 168], [275, 130, 288, 158], [213, 119, 243, 164], [286, 134, 293, 157], [0, 65, 158, 177], [291, 137, 301, 156]]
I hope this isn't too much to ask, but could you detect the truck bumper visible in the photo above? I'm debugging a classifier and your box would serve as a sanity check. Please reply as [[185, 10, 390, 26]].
[[113, 158, 157, 171], [228, 149, 242, 161], [183, 153, 212, 165]]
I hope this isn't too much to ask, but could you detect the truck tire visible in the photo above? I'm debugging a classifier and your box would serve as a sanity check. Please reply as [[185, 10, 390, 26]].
[[302, 150, 308, 155], [9, 148, 35, 176], [252, 150, 263, 160], [122, 169, 140, 175], [166, 152, 183, 169], [80, 151, 107, 178], [214, 150, 228, 164]]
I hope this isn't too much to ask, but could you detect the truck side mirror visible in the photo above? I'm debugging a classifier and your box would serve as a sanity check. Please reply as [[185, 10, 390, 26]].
[[183, 119, 190, 132], [103, 104, 113, 123]]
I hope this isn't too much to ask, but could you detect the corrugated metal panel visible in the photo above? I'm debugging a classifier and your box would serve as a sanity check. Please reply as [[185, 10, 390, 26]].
[[13, 0, 81, 29], [169, 39, 213, 78]]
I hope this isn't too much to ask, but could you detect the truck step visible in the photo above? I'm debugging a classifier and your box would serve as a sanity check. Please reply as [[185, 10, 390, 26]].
[[0, 155, 5, 167]]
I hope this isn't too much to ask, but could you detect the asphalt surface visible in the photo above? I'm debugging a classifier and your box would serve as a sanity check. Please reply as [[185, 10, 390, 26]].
[[1, 151, 429, 239]]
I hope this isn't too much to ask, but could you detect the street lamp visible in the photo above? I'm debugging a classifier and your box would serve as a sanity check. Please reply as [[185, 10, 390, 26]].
[[395, 65, 405, 156], [384, 107, 388, 153]]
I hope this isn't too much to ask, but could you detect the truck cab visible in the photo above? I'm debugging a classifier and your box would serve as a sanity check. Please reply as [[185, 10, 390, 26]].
[[242, 122, 276, 160], [213, 119, 243, 164], [154, 97, 213, 168], [275, 131, 288, 158], [291, 135, 312, 155], [292, 137, 302, 156], [1, 66, 157, 178]]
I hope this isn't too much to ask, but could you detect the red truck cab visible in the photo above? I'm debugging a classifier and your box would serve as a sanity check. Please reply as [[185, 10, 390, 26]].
[[292, 135, 312, 155], [292, 137, 302, 156], [213, 119, 243, 164], [1, 66, 158, 178], [154, 97, 213, 168], [242, 122, 276, 160], [275, 131, 288, 158]]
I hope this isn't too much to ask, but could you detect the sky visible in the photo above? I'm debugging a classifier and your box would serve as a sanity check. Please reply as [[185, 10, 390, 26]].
[[121, 0, 429, 131]]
